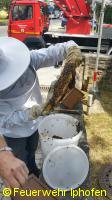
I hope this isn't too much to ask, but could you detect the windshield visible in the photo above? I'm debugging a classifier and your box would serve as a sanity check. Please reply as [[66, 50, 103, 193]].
[[12, 5, 33, 21]]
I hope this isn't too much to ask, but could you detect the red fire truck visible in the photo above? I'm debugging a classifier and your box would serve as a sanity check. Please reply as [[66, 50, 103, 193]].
[[8, 0, 49, 49], [8, 0, 112, 53], [44, 0, 112, 54]]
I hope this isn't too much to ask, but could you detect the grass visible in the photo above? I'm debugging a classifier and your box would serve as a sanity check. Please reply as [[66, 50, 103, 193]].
[[100, 91, 112, 116], [84, 91, 112, 200]]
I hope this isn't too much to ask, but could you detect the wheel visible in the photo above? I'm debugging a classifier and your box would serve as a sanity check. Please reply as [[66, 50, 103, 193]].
[[24, 36, 46, 50]]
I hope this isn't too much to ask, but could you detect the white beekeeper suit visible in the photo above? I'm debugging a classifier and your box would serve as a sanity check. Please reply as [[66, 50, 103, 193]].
[[0, 37, 78, 139]]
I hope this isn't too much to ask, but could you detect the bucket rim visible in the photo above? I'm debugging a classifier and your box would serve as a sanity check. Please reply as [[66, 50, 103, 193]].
[[38, 113, 79, 130]]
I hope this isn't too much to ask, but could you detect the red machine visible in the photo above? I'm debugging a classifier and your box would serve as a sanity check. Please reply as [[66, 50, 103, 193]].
[[8, 0, 112, 53], [44, 0, 112, 53], [8, 0, 49, 49], [54, 0, 91, 34]]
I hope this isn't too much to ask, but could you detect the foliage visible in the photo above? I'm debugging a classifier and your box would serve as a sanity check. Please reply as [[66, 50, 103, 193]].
[[96, 2, 112, 24], [104, 5, 112, 24], [96, 3, 101, 20], [0, 0, 11, 11]]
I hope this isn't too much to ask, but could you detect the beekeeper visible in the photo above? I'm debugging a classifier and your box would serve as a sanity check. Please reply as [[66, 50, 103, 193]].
[[0, 37, 82, 188]]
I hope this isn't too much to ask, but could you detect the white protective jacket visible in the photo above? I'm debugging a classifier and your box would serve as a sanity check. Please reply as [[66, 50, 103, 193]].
[[0, 41, 78, 138]]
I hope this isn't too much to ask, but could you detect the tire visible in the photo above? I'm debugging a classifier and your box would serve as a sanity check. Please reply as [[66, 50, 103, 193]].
[[24, 36, 46, 50]]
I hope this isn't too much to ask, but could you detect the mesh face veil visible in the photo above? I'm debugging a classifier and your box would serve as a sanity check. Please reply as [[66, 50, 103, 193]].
[[0, 65, 36, 100]]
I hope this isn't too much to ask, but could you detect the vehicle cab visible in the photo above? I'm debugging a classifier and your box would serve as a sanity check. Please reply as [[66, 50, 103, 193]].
[[8, 0, 49, 49]]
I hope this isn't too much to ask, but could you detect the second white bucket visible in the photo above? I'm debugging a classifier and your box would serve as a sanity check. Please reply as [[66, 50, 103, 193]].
[[38, 113, 82, 158]]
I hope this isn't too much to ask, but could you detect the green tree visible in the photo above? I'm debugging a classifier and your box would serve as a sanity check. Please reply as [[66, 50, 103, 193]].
[[104, 5, 112, 24], [96, 3, 101, 20], [0, 0, 10, 11], [96, 3, 112, 24]]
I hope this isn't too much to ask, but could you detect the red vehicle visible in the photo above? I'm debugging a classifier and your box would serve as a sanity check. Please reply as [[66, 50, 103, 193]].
[[8, 0, 112, 53], [44, 0, 112, 54], [8, 0, 49, 49], [53, 0, 91, 35]]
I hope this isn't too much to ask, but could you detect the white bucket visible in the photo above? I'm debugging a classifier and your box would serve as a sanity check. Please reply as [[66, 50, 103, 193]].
[[43, 145, 89, 190], [38, 114, 82, 158]]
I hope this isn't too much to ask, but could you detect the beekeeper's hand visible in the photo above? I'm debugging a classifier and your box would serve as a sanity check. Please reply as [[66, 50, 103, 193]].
[[28, 105, 42, 120], [65, 46, 83, 68], [0, 151, 29, 188]]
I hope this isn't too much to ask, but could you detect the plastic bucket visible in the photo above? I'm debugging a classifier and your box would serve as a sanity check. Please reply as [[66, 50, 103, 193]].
[[38, 114, 82, 158], [43, 145, 89, 190]]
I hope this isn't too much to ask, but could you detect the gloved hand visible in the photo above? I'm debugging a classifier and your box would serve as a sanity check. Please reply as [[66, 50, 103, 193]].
[[65, 46, 83, 68], [28, 105, 42, 120]]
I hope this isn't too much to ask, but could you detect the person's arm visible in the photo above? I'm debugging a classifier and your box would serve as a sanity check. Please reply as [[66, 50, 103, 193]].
[[0, 105, 42, 129], [0, 103, 42, 187], [0, 135, 29, 188], [30, 41, 79, 70]]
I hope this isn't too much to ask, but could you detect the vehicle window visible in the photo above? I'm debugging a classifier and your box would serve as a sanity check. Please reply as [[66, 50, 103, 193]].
[[12, 5, 33, 21]]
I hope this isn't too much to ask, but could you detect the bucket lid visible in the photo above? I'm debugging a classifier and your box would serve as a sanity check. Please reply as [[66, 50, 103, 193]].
[[43, 145, 89, 191]]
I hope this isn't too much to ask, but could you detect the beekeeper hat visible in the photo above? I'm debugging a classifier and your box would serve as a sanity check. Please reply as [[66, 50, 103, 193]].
[[0, 37, 30, 92]]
